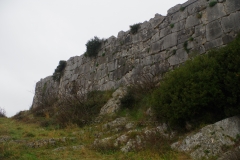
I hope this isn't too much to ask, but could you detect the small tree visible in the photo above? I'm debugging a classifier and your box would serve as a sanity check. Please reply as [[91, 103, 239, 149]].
[[130, 23, 141, 35], [85, 36, 102, 57], [52, 60, 67, 82], [0, 107, 6, 117]]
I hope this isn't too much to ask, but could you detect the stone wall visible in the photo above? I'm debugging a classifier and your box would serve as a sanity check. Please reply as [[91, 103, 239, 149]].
[[32, 0, 240, 108]]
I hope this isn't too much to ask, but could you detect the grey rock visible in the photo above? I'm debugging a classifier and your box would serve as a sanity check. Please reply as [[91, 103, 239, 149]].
[[171, 116, 240, 160], [99, 87, 127, 115], [225, 0, 240, 14], [185, 14, 201, 28], [168, 48, 188, 66], [206, 20, 223, 41], [204, 38, 223, 50], [221, 12, 240, 33], [206, 3, 226, 23], [161, 32, 178, 50], [167, 4, 182, 15]]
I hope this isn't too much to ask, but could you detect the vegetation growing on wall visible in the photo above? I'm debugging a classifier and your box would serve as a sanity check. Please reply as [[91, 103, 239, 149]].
[[130, 23, 141, 35], [0, 107, 6, 117], [52, 60, 67, 82], [84, 36, 102, 57]]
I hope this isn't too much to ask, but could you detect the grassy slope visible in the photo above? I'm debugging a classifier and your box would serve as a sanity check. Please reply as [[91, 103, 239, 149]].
[[0, 117, 191, 160]]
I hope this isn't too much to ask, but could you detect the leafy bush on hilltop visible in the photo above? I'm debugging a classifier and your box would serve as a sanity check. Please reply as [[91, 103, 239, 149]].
[[52, 60, 67, 82], [85, 36, 102, 57], [151, 34, 240, 128], [130, 23, 141, 35]]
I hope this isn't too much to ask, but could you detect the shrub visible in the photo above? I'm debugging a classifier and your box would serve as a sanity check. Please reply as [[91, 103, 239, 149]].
[[55, 82, 113, 127], [170, 24, 174, 28], [180, 6, 186, 12], [209, 1, 217, 7], [152, 34, 240, 128], [130, 23, 141, 35], [85, 36, 102, 57], [0, 107, 6, 117], [52, 60, 67, 82]]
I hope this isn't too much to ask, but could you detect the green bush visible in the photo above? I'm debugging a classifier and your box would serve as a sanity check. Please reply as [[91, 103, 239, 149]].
[[85, 36, 102, 57], [52, 60, 67, 82], [209, 1, 217, 7], [152, 34, 240, 128], [130, 23, 141, 35]]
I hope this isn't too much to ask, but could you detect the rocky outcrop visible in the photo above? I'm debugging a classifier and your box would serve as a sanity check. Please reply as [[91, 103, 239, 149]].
[[32, 0, 240, 113], [171, 116, 240, 159], [99, 87, 127, 115]]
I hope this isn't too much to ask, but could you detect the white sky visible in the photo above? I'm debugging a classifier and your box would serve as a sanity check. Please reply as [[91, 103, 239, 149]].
[[0, 0, 187, 117]]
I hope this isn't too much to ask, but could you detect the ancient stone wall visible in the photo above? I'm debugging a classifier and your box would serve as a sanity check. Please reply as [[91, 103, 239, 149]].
[[32, 0, 240, 108]]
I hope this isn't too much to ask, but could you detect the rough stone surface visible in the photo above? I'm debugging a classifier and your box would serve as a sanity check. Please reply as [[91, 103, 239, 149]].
[[32, 0, 240, 111], [99, 87, 127, 115], [171, 116, 240, 160]]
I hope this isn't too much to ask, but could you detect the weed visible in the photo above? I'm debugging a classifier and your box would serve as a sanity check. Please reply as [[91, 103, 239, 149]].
[[180, 6, 186, 12], [209, 1, 217, 7], [189, 37, 194, 41], [102, 52, 105, 57], [183, 41, 190, 53], [172, 49, 176, 55], [197, 12, 202, 19], [170, 24, 174, 28]]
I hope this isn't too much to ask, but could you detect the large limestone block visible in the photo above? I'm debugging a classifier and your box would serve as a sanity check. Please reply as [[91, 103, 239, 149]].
[[177, 27, 195, 44], [167, 48, 188, 66], [171, 9, 188, 23], [204, 38, 223, 51], [167, 4, 182, 15], [206, 20, 223, 41], [225, 0, 240, 14], [185, 14, 201, 28], [221, 12, 240, 33], [195, 24, 206, 37], [187, 0, 207, 15], [171, 116, 240, 159], [171, 19, 185, 33], [161, 32, 178, 50], [206, 3, 226, 23], [149, 14, 165, 28]]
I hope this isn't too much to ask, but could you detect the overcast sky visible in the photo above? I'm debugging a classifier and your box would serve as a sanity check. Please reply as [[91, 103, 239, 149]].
[[0, 0, 187, 117]]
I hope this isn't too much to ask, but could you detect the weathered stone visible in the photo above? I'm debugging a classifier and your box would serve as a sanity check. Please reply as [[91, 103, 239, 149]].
[[206, 20, 223, 41], [161, 32, 178, 50], [185, 14, 201, 28], [99, 87, 127, 115], [187, 0, 207, 15], [167, 4, 182, 15], [149, 14, 165, 28], [177, 27, 195, 44], [222, 34, 234, 44], [171, 19, 185, 33], [225, 0, 240, 14], [206, 3, 226, 23], [221, 12, 240, 33], [167, 48, 188, 66], [160, 27, 171, 38], [171, 116, 240, 160], [171, 9, 188, 23], [204, 38, 223, 50], [194, 24, 206, 37]]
